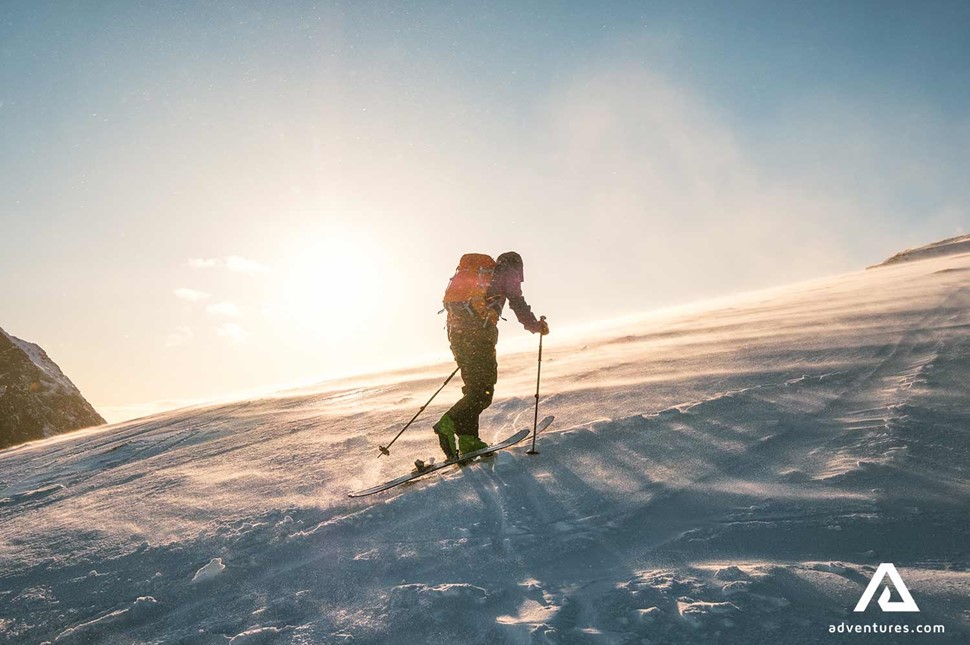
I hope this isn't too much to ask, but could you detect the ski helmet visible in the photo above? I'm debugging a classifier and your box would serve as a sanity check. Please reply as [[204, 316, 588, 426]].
[[496, 251, 524, 282]]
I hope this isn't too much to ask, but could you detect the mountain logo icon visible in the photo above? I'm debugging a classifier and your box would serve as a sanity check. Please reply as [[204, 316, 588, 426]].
[[854, 563, 920, 613]]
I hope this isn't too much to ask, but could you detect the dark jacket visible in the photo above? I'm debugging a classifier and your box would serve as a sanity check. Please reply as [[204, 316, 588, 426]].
[[484, 263, 538, 329]]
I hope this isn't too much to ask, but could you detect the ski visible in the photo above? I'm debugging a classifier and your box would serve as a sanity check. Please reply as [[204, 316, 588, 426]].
[[349, 415, 554, 498]]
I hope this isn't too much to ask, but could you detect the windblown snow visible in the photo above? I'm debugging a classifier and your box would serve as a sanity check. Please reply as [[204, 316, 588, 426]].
[[1, 248, 968, 643]]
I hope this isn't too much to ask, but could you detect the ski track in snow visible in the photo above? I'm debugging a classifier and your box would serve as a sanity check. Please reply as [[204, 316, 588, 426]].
[[1, 252, 969, 643]]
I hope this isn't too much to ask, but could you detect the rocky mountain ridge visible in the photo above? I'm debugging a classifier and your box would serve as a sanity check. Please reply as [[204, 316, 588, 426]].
[[0, 327, 105, 450]]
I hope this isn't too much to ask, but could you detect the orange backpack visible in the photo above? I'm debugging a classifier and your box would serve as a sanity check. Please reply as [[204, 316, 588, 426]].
[[443, 253, 498, 324]]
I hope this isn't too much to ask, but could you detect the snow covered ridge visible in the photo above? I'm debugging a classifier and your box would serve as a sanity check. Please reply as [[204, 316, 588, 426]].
[[0, 246, 968, 643], [0, 327, 105, 450], [869, 233, 970, 268], [5, 332, 81, 397]]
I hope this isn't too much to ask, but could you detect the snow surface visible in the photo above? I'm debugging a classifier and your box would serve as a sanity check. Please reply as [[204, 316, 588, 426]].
[[191, 558, 226, 585], [872, 234, 970, 268], [1, 250, 969, 643]]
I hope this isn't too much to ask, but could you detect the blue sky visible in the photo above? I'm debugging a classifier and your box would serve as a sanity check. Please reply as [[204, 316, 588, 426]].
[[1, 1, 967, 420]]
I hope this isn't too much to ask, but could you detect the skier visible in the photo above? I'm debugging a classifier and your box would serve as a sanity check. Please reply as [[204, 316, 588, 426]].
[[433, 251, 549, 459]]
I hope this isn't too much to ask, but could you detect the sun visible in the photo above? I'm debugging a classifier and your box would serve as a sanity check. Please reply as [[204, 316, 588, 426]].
[[273, 229, 385, 340]]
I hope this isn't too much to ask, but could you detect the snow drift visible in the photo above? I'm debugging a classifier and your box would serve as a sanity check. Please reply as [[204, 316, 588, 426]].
[[871, 233, 970, 268], [1, 242, 968, 643]]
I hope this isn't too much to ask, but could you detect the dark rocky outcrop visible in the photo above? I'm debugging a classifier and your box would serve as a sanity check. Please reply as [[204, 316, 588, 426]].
[[0, 327, 105, 450]]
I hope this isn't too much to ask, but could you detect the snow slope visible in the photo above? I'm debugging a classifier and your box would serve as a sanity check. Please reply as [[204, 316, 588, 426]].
[[1, 248, 968, 644], [872, 234, 970, 268]]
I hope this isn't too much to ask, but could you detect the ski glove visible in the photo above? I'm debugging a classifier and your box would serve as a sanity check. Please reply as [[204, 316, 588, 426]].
[[526, 318, 550, 335]]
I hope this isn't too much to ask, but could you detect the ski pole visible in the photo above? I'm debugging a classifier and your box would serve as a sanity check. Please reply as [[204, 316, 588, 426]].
[[527, 316, 546, 455], [378, 366, 460, 458]]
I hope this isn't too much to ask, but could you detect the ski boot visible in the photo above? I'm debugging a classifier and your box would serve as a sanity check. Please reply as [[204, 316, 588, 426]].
[[458, 434, 489, 457], [433, 415, 458, 460]]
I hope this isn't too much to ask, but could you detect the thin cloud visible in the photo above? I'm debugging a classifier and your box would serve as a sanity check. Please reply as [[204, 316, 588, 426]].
[[187, 256, 269, 274], [215, 322, 249, 343], [225, 256, 269, 274], [187, 258, 222, 269], [174, 288, 212, 302], [165, 326, 194, 347], [206, 301, 241, 317]]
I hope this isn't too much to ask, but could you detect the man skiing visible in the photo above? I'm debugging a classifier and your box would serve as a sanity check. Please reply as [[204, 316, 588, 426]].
[[433, 251, 549, 459]]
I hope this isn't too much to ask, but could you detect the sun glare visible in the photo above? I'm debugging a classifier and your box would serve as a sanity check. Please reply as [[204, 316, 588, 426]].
[[273, 230, 385, 340]]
